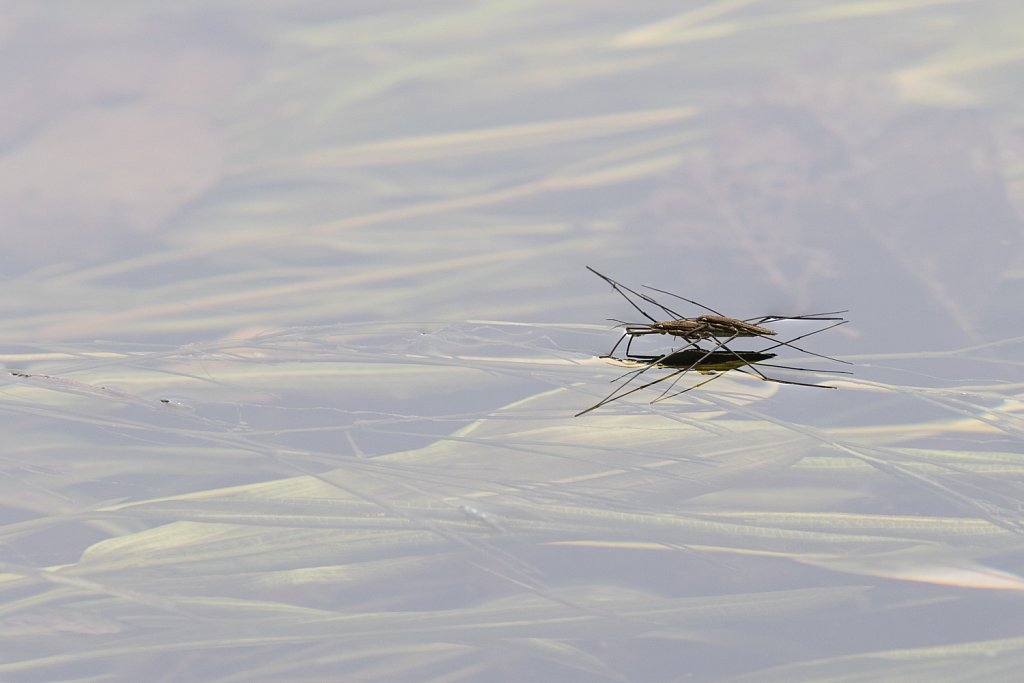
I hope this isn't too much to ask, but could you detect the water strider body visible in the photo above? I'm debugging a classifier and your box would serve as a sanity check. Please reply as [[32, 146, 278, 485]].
[[627, 315, 777, 346]]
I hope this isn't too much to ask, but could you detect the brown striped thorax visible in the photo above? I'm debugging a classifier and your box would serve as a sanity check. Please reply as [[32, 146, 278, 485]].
[[639, 315, 777, 341]]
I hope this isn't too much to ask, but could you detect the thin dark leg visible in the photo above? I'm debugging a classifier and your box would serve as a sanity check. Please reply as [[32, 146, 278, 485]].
[[605, 332, 628, 358], [643, 285, 727, 317], [755, 320, 852, 364], [576, 366, 688, 417], [749, 311, 848, 324], [649, 334, 739, 401], [587, 267, 687, 321], [650, 371, 728, 403]]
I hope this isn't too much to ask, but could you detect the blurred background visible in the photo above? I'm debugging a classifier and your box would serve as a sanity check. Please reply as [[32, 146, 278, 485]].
[[3, 1, 1022, 348], [2, 2, 1024, 681]]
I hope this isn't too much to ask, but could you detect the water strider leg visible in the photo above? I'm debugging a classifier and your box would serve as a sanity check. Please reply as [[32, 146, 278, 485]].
[[577, 336, 736, 416], [753, 320, 852, 365], [587, 266, 688, 321], [655, 365, 837, 404]]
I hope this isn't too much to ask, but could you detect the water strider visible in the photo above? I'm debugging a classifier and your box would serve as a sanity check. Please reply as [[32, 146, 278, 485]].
[[586, 266, 848, 362], [577, 268, 851, 415]]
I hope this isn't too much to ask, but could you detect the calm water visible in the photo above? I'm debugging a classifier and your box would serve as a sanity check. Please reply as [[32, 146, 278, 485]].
[[2, 2, 1024, 681]]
